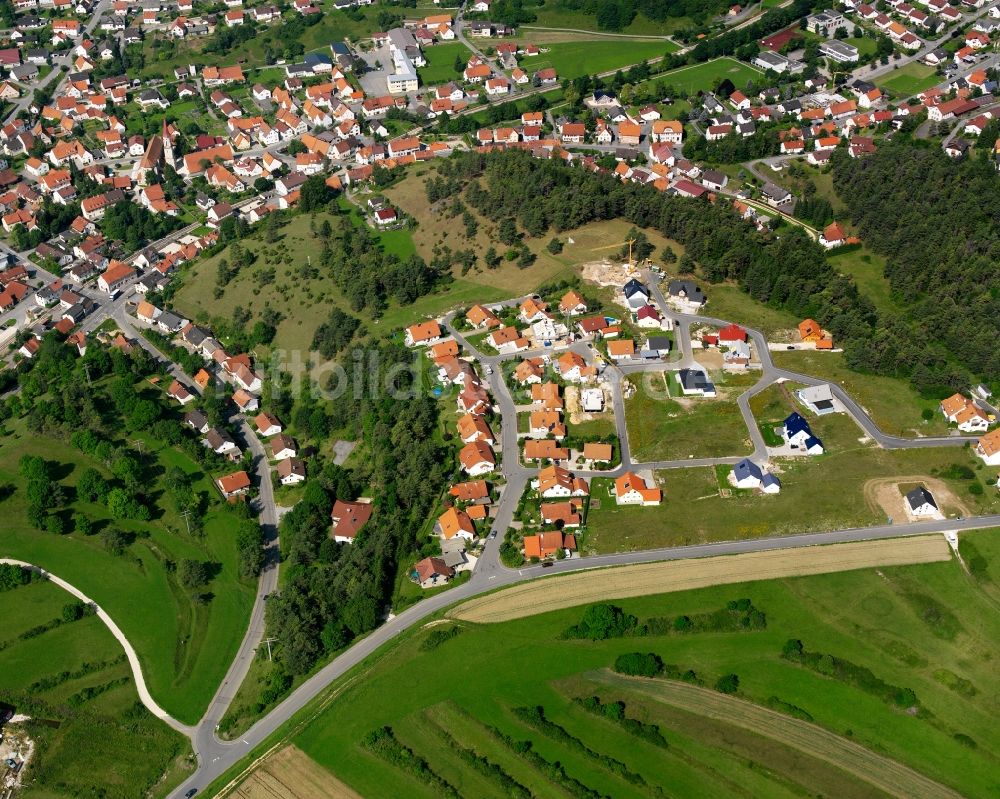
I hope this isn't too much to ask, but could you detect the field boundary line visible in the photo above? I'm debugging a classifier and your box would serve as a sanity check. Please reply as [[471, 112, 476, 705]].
[[449, 535, 951, 623], [593, 672, 964, 799]]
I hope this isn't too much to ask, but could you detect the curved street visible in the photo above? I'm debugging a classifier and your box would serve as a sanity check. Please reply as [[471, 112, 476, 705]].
[[169, 266, 986, 797]]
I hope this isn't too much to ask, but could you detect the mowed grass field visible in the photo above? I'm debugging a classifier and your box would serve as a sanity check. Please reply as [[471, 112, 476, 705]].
[[827, 245, 900, 316], [876, 62, 941, 97], [232, 533, 1000, 799], [585, 416, 998, 552], [417, 42, 470, 86], [0, 418, 255, 724], [624, 370, 756, 461], [0, 578, 191, 797], [522, 39, 676, 81], [650, 57, 764, 95]]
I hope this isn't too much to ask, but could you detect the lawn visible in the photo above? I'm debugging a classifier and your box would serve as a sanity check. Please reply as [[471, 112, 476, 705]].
[[418, 41, 472, 86], [586, 433, 997, 551], [624, 371, 755, 461], [650, 57, 765, 96], [876, 62, 941, 97], [846, 36, 877, 56], [524, 39, 676, 82], [700, 282, 803, 336], [0, 577, 192, 796], [827, 245, 900, 316], [0, 419, 255, 725], [772, 349, 952, 437], [221, 534, 1000, 799]]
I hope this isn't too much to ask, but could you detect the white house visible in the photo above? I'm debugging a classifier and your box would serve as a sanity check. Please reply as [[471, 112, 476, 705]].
[[905, 486, 938, 517]]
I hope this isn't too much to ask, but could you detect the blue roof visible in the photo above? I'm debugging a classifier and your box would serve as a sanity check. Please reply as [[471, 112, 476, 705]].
[[783, 412, 812, 436], [304, 52, 332, 65], [733, 459, 763, 482], [622, 278, 647, 297], [762, 473, 781, 488], [805, 435, 824, 451]]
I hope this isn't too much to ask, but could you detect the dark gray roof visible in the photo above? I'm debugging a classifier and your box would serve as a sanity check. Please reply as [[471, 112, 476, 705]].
[[905, 486, 937, 511], [667, 279, 705, 305]]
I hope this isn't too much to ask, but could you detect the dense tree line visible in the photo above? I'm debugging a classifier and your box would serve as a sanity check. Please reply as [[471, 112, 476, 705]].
[[314, 211, 448, 315], [264, 338, 449, 675], [101, 201, 184, 251], [684, 126, 780, 163], [550, 0, 730, 31], [690, 0, 818, 62], [434, 150, 985, 396], [832, 145, 1000, 389]]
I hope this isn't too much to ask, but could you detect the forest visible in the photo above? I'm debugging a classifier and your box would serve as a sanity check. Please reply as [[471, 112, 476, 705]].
[[428, 150, 987, 395], [264, 338, 450, 674], [832, 144, 1000, 389]]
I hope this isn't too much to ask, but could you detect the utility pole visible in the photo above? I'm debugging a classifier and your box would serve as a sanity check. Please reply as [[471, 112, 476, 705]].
[[624, 236, 636, 268], [179, 509, 193, 536], [261, 637, 277, 661]]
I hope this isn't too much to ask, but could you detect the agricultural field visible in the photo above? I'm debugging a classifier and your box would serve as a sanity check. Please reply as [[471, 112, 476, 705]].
[[0, 418, 255, 724], [586, 430, 997, 552], [417, 42, 470, 86], [521, 39, 676, 81], [651, 57, 765, 95], [0, 575, 191, 797], [230, 533, 1000, 799], [876, 62, 941, 97], [624, 370, 756, 461]]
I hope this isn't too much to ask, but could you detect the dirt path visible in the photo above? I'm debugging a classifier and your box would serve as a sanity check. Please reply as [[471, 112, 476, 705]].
[[592, 673, 964, 799], [230, 745, 361, 799], [862, 476, 970, 521], [449, 536, 951, 623]]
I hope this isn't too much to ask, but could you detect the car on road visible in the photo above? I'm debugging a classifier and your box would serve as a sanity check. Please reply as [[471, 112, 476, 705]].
[[485, 365, 493, 375], [542, 561, 554, 568], [185, 790, 198, 798], [489, 530, 497, 539]]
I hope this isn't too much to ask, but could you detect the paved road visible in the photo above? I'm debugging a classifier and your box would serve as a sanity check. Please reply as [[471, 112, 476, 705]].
[[3, 0, 113, 125], [116, 308, 283, 741], [168, 509, 1000, 797], [0, 558, 193, 735]]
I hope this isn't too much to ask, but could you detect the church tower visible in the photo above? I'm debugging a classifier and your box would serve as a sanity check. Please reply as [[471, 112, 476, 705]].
[[161, 118, 175, 171]]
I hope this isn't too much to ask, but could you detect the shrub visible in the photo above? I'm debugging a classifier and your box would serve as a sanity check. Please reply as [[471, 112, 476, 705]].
[[614, 652, 664, 677], [563, 603, 638, 640], [715, 673, 740, 694]]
